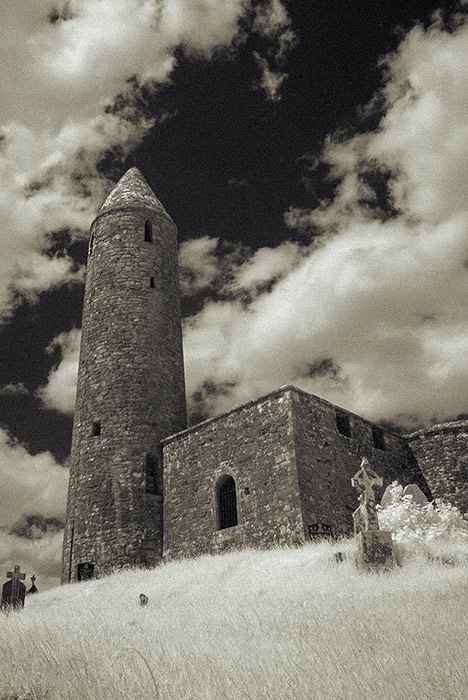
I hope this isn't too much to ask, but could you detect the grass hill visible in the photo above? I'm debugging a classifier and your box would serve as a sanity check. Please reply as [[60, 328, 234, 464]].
[[1, 536, 468, 700]]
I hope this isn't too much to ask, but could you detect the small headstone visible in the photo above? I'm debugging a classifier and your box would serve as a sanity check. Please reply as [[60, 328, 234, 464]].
[[352, 458, 397, 572], [26, 575, 38, 595], [380, 483, 397, 509], [139, 593, 148, 606], [402, 484, 428, 506], [1, 565, 26, 611]]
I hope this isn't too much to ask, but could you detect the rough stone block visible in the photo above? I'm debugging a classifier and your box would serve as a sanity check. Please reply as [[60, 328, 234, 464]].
[[355, 530, 397, 572]]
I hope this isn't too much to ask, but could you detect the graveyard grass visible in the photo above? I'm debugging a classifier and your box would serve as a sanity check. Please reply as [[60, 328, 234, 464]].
[[1, 534, 468, 700]]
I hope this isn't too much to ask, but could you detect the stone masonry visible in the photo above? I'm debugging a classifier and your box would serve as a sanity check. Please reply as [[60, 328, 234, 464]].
[[407, 420, 468, 515], [162, 386, 432, 560], [62, 168, 468, 582], [61, 169, 186, 583]]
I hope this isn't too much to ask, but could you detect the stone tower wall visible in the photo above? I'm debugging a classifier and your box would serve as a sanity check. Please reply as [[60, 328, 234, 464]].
[[162, 390, 304, 560], [407, 421, 468, 515], [62, 177, 186, 582]]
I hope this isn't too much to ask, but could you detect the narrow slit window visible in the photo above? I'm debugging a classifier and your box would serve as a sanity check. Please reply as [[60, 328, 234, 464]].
[[89, 234, 94, 255], [216, 475, 238, 530], [145, 453, 161, 495], [92, 421, 101, 436], [150, 277, 155, 288], [144, 220, 153, 243], [372, 425, 386, 451], [336, 411, 351, 437]]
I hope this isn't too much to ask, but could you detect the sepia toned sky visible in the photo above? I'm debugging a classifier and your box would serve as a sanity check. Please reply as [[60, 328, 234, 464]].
[[1, 0, 467, 588]]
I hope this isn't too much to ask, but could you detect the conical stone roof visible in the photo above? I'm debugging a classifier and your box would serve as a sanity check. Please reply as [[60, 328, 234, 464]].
[[96, 167, 171, 220]]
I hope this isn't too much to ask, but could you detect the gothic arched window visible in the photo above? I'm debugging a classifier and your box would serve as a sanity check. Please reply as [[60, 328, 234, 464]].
[[216, 475, 238, 530], [144, 220, 153, 243]]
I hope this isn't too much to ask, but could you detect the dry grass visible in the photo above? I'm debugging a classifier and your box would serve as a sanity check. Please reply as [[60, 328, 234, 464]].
[[1, 538, 468, 700]]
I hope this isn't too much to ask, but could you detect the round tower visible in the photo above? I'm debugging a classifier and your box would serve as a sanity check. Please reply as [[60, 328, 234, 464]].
[[61, 168, 187, 583]]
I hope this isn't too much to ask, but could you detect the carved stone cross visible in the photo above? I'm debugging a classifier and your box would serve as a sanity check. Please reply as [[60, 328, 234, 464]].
[[351, 457, 383, 533], [351, 457, 382, 504]]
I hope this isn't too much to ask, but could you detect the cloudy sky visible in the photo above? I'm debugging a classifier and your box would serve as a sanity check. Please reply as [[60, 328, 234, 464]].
[[1, 0, 467, 589]]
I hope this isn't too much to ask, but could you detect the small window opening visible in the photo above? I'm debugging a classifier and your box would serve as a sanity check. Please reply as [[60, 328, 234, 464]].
[[145, 453, 161, 495], [216, 475, 238, 530], [144, 220, 153, 243], [336, 411, 351, 437], [150, 277, 155, 288], [372, 425, 386, 451], [92, 421, 101, 436], [89, 234, 94, 255], [77, 562, 94, 581]]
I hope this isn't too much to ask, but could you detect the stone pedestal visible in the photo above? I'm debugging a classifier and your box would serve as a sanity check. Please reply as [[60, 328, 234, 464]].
[[355, 530, 397, 572]]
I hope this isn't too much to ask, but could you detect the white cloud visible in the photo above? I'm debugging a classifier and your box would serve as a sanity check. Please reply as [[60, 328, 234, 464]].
[[251, 0, 295, 101], [0, 530, 64, 593], [0, 427, 68, 589], [0, 383, 29, 396], [0, 0, 290, 319], [179, 236, 220, 295], [183, 13, 468, 429], [36, 329, 81, 414], [228, 241, 305, 293], [0, 429, 68, 527], [253, 52, 288, 102]]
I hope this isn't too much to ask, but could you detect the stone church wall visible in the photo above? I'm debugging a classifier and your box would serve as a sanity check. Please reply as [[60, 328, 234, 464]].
[[162, 385, 435, 560], [289, 388, 430, 540], [162, 389, 304, 560], [407, 420, 468, 515]]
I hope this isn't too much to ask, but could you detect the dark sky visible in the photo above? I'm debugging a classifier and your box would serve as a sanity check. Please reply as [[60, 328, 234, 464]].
[[0, 0, 463, 462]]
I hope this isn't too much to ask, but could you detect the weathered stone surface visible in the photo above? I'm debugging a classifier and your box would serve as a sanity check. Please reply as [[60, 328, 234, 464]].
[[407, 421, 468, 514], [61, 169, 186, 583], [351, 458, 382, 533], [162, 389, 304, 559], [162, 387, 429, 559], [402, 483, 428, 506], [289, 389, 423, 541], [380, 484, 396, 509], [1, 566, 26, 610], [355, 530, 397, 571]]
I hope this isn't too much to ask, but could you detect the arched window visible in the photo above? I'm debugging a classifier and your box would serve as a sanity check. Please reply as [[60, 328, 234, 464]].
[[144, 220, 153, 243], [216, 475, 238, 530]]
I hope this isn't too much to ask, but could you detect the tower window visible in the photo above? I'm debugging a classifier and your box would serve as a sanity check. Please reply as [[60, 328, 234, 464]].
[[145, 453, 161, 495], [89, 234, 94, 255], [336, 410, 351, 437], [144, 220, 153, 243], [92, 421, 101, 436], [150, 277, 155, 288], [372, 425, 386, 451], [216, 475, 238, 530]]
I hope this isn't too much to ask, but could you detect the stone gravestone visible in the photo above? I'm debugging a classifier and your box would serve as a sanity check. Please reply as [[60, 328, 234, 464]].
[[26, 575, 38, 595], [1, 565, 26, 611], [381, 482, 428, 509], [402, 484, 428, 506], [351, 458, 396, 572]]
